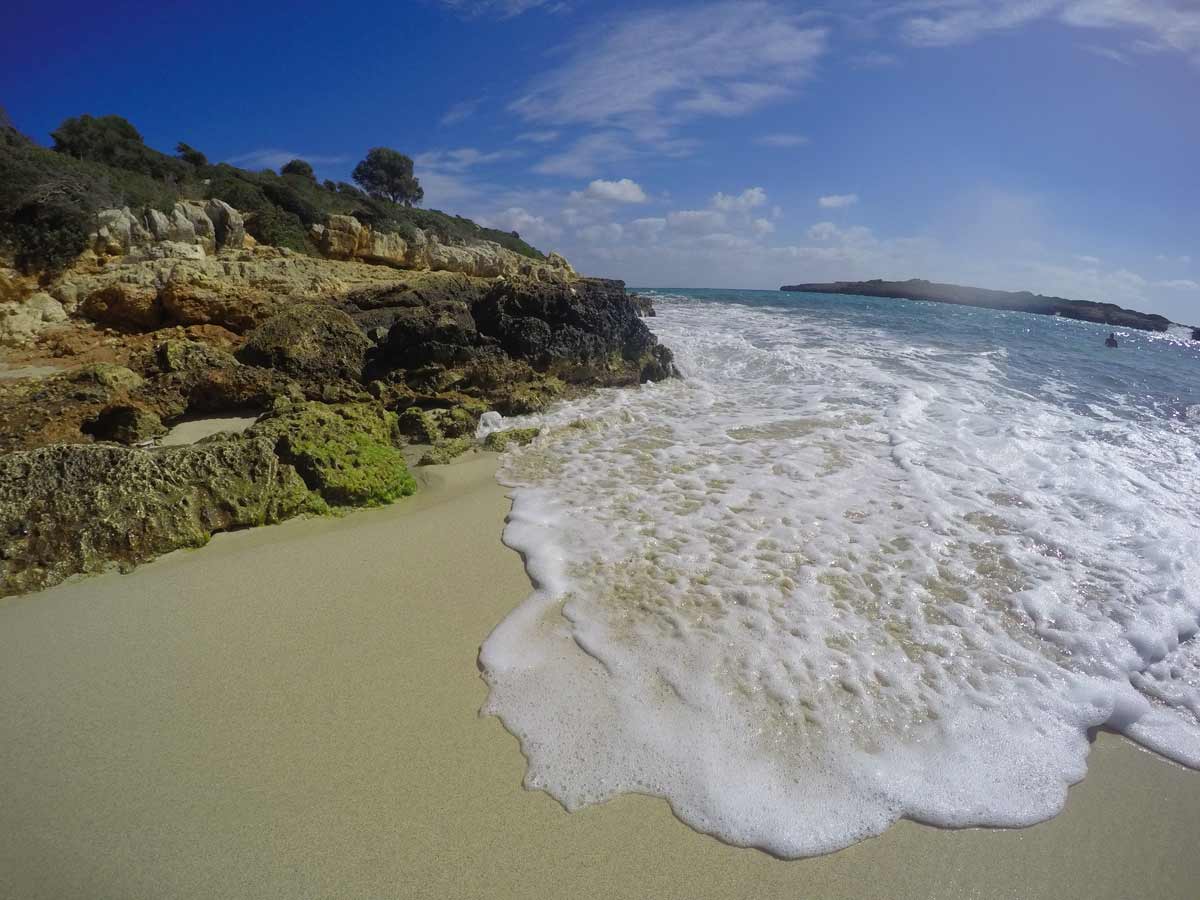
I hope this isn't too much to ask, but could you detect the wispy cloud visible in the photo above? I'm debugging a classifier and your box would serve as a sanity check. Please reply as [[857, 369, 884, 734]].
[[511, 2, 827, 140], [534, 132, 633, 177], [227, 149, 349, 170], [850, 51, 900, 68], [878, 1, 1200, 61], [414, 147, 518, 173], [819, 193, 860, 208], [517, 130, 560, 143], [440, 98, 481, 126], [1080, 43, 1130, 63], [756, 133, 810, 147], [437, 0, 571, 19]]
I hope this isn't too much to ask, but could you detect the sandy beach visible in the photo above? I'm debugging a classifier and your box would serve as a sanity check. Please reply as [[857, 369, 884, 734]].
[[2, 452, 1198, 900]]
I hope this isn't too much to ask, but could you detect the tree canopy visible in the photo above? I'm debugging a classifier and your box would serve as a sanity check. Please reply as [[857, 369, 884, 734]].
[[281, 158, 316, 181], [176, 142, 208, 167], [352, 148, 423, 207]]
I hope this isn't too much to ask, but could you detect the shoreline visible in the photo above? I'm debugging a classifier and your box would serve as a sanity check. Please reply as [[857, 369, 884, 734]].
[[2, 454, 1199, 899]]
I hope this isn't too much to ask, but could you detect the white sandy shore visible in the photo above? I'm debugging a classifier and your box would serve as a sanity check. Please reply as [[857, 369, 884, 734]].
[[1, 454, 1198, 900]]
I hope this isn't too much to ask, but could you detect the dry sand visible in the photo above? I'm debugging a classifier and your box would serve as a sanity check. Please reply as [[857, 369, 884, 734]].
[[2, 454, 1198, 900]]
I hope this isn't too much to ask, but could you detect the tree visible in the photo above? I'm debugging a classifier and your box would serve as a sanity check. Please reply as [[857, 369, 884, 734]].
[[281, 158, 315, 181], [52, 115, 144, 162], [176, 142, 208, 167], [50, 114, 187, 181], [351, 147, 423, 206]]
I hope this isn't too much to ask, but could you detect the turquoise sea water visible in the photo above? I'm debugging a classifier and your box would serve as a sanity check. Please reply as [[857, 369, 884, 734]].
[[480, 288, 1200, 857]]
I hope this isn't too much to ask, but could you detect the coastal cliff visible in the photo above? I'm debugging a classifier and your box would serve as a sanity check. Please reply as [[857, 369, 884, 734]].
[[780, 278, 1173, 332], [0, 117, 676, 596]]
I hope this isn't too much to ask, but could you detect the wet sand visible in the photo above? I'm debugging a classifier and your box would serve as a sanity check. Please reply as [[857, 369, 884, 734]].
[[1, 454, 1198, 900]]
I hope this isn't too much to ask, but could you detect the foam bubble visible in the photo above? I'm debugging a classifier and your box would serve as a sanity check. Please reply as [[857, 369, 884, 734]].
[[480, 295, 1200, 857]]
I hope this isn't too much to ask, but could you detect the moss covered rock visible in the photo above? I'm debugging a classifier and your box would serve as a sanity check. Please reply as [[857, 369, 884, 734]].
[[237, 302, 369, 386], [250, 402, 415, 506], [417, 436, 475, 466], [0, 437, 316, 597], [483, 427, 540, 452]]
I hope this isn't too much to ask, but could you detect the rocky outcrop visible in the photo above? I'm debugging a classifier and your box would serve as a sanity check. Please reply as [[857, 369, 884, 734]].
[[0, 436, 316, 597], [236, 303, 370, 388], [1192, 327, 1200, 342], [310, 214, 577, 281], [780, 278, 1175, 332], [471, 277, 677, 385], [0, 399, 416, 596], [247, 401, 415, 506], [0, 363, 145, 451], [1, 292, 67, 346], [90, 202, 246, 258]]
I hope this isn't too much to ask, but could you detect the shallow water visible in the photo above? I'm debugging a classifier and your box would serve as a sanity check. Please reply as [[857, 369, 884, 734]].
[[480, 289, 1200, 857]]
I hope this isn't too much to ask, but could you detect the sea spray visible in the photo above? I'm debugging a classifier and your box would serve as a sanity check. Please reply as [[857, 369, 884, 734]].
[[480, 289, 1200, 857]]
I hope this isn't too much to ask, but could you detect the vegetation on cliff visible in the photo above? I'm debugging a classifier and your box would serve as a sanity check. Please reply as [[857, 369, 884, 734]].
[[0, 111, 543, 275]]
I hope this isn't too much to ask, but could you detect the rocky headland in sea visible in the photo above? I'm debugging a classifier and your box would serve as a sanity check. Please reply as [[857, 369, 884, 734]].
[[780, 278, 1177, 332], [0, 116, 675, 597]]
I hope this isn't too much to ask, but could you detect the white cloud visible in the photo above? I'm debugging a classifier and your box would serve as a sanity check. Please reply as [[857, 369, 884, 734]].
[[807, 221, 875, 243], [819, 193, 860, 208], [511, 2, 827, 139], [630, 217, 668, 240], [517, 130, 560, 143], [414, 147, 516, 173], [480, 206, 562, 242], [438, 0, 568, 18], [1074, 254, 1103, 264], [712, 186, 768, 212], [756, 133, 811, 147], [440, 98, 481, 126], [752, 217, 776, 235], [226, 149, 348, 170], [1081, 43, 1130, 63], [578, 178, 647, 204], [667, 209, 727, 233], [1156, 279, 1200, 290], [534, 132, 632, 177], [884, 1, 1200, 60], [577, 222, 625, 243], [850, 51, 900, 67]]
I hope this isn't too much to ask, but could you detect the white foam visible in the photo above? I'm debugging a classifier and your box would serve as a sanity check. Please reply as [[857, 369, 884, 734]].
[[480, 298, 1200, 857]]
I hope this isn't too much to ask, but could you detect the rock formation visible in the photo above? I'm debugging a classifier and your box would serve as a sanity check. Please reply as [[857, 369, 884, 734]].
[[0, 195, 678, 596]]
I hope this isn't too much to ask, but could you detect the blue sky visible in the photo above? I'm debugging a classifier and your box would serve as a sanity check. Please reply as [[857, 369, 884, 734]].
[[3, 0, 1198, 320]]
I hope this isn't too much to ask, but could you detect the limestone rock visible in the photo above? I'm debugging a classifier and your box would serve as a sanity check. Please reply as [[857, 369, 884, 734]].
[[0, 438, 315, 597], [0, 293, 67, 347], [237, 302, 369, 386], [248, 401, 415, 506], [81, 282, 162, 330], [483, 427, 540, 452], [82, 404, 168, 445], [205, 199, 245, 250]]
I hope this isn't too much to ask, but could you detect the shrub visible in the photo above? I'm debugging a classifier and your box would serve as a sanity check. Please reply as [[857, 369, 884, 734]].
[[176, 142, 208, 167], [281, 158, 315, 181]]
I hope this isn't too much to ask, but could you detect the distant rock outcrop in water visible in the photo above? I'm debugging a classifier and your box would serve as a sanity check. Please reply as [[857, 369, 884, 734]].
[[780, 278, 1173, 332]]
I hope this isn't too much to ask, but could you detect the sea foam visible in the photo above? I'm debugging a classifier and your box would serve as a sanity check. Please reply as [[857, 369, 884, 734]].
[[479, 292, 1200, 857]]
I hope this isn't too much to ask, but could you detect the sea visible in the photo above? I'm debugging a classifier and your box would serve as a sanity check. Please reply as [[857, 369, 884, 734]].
[[478, 288, 1200, 858]]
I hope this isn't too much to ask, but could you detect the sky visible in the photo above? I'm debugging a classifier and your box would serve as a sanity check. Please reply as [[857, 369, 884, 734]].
[[2, 0, 1198, 321]]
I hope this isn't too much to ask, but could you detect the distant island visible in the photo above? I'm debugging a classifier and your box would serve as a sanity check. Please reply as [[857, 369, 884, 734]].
[[779, 278, 1173, 332]]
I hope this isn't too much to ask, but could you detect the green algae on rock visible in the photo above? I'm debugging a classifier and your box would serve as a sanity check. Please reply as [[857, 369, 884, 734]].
[[417, 436, 476, 466], [249, 401, 416, 506], [0, 437, 316, 597], [483, 427, 540, 452]]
